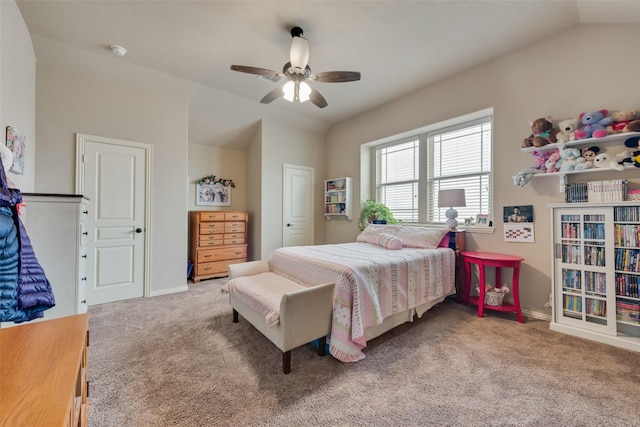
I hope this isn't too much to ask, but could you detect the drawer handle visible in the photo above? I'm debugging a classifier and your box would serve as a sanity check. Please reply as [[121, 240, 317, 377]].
[[83, 210, 88, 214], [235, 251, 242, 255], [232, 215, 239, 218], [82, 255, 87, 258], [204, 267, 211, 271], [83, 232, 88, 236], [204, 254, 212, 258], [81, 299, 87, 304], [82, 277, 87, 281]]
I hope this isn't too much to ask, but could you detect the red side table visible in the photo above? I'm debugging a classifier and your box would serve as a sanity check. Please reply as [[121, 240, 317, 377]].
[[462, 251, 525, 323]]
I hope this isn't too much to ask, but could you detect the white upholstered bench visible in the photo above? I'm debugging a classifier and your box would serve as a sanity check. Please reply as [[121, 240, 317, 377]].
[[226, 260, 334, 374]]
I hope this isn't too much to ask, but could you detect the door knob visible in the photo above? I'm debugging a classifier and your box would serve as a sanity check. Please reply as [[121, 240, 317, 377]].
[[135, 228, 143, 233]]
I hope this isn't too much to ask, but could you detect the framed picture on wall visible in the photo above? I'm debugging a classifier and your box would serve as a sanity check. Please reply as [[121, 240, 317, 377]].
[[195, 175, 235, 207]]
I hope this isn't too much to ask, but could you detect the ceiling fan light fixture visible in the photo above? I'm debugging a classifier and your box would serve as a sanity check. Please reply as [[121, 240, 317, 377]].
[[282, 81, 295, 102], [290, 36, 309, 70], [299, 81, 311, 103]]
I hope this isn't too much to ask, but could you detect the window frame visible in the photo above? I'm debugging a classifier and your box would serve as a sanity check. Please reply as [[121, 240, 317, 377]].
[[370, 111, 493, 227]]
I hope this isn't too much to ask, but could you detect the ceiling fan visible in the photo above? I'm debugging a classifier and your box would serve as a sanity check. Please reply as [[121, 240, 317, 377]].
[[230, 27, 361, 108]]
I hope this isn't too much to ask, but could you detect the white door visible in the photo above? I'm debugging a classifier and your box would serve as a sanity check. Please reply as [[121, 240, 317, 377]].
[[283, 164, 314, 247], [76, 134, 150, 306]]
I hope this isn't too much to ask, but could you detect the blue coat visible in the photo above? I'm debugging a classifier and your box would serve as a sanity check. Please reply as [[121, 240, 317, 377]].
[[0, 165, 55, 323]]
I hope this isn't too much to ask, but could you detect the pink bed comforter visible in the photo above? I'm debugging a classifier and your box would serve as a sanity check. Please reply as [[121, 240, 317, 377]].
[[267, 242, 455, 362]]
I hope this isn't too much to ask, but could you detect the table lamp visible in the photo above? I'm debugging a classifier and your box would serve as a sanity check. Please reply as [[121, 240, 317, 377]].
[[438, 189, 466, 230]]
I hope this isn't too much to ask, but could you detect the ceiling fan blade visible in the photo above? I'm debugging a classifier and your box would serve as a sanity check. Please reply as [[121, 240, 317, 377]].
[[309, 71, 361, 83], [308, 87, 328, 109], [230, 65, 280, 78], [260, 82, 287, 104]]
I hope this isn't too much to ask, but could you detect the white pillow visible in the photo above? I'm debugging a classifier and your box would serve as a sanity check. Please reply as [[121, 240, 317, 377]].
[[396, 226, 449, 249], [377, 233, 403, 250], [356, 224, 403, 245]]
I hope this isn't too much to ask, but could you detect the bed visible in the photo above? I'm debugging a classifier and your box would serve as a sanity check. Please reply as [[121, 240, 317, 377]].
[[267, 225, 456, 362]]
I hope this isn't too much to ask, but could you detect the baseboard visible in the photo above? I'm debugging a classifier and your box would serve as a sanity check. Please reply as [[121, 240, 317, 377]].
[[522, 308, 551, 322]]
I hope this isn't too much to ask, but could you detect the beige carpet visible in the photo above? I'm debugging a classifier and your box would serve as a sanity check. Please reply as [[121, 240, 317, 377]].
[[88, 279, 640, 426]]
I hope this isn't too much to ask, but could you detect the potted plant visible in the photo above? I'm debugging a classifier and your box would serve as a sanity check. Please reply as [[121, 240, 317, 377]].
[[358, 199, 401, 231]]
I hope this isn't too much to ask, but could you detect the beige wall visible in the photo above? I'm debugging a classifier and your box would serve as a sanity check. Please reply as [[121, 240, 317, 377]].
[[246, 123, 262, 261], [187, 143, 247, 212], [0, 1, 35, 191], [35, 62, 189, 296], [327, 24, 640, 318], [256, 120, 326, 259]]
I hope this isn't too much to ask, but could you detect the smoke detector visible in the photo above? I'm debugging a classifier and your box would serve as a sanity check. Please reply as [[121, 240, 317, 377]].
[[110, 45, 127, 56]]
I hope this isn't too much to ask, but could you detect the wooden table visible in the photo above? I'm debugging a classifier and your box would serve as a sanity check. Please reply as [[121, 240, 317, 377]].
[[461, 251, 525, 323]]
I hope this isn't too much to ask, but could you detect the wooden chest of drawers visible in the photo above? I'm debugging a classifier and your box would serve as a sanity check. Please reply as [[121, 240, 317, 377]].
[[0, 313, 89, 427], [189, 211, 248, 282]]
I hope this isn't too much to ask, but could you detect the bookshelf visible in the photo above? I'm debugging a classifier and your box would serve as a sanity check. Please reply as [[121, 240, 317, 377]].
[[549, 202, 640, 352], [324, 177, 352, 220]]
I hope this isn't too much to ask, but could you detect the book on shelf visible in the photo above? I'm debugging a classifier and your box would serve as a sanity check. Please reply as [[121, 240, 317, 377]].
[[565, 179, 628, 203]]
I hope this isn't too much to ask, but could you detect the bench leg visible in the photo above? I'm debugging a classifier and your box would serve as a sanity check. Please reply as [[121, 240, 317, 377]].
[[232, 309, 238, 323], [318, 336, 327, 356], [282, 350, 291, 374]]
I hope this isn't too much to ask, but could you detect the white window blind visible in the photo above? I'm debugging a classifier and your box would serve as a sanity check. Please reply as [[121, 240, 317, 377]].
[[375, 139, 419, 222], [374, 116, 492, 225]]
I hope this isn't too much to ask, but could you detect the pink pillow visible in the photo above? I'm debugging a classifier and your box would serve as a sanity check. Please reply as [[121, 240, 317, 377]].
[[377, 233, 403, 250], [356, 224, 403, 245], [438, 233, 451, 248], [396, 227, 449, 249]]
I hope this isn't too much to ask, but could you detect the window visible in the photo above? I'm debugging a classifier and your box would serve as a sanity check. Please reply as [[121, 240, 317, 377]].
[[374, 115, 492, 225]]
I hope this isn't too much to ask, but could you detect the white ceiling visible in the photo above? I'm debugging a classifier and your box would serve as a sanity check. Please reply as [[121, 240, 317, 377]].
[[15, 1, 640, 149]]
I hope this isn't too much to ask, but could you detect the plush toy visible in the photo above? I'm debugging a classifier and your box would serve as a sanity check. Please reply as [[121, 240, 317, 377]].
[[607, 111, 636, 134], [555, 118, 580, 143], [512, 168, 540, 187], [521, 116, 558, 148], [575, 146, 600, 170], [618, 136, 640, 168], [594, 152, 625, 171], [556, 147, 584, 172], [624, 120, 640, 133], [532, 150, 552, 171], [574, 110, 613, 139], [545, 151, 561, 173]]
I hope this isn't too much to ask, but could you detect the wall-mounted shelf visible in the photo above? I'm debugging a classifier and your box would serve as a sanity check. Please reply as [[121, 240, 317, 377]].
[[324, 177, 352, 220], [522, 132, 640, 192], [521, 132, 640, 154]]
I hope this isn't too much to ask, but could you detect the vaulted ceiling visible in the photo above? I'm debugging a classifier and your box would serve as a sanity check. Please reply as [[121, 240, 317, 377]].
[[16, 1, 640, 148]]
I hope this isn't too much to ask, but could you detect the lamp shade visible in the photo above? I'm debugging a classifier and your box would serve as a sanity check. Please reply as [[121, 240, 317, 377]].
[[438, 189, 466, 208]]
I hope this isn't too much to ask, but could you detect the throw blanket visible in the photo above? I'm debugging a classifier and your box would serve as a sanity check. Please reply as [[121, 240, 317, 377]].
[[268, 242, 455, 362]]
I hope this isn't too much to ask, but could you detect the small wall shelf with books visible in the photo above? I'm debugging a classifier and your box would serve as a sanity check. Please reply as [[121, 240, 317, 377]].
[[324, 177, 352, 220], [549, 202, 640, 352]]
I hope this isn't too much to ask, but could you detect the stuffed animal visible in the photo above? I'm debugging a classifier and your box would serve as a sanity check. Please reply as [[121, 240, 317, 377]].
[[607, 111, 636, 134], [512, 168, 540, 187], [575, 146, 600, 170], [624, 120, 640, 133], [556, 147, 584, 172], [594, 152, 625, 171], [555, 118, 580, 143], [532, 150, 552, 171], [574, 110, 613, 139], [545, 151, 561, 173], [521, 116, 558, 148], [618, 136, 640, 168]]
